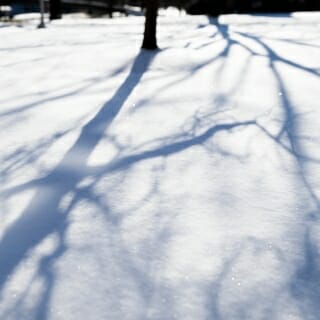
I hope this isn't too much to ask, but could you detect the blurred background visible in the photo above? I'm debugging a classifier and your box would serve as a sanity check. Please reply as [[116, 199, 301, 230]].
[[1, 0, 320, 20]]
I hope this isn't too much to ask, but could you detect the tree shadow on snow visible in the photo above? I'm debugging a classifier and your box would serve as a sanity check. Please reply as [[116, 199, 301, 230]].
[[0, 49, 158, 319], [1, 15, 320, 320], [199, 15, 320, 319], [0, 42, 258, 318]]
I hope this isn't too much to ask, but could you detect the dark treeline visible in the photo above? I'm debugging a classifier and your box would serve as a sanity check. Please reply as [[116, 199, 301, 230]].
[[187, 0, 320, 15], [4, 0, 320, 18]]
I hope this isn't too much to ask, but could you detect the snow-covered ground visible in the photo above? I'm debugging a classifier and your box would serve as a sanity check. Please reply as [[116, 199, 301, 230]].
[[1, 11, 320, 320]]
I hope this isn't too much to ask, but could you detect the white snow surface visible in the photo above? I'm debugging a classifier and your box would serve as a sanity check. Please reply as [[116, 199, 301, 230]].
[[1, 11, 320, 320]]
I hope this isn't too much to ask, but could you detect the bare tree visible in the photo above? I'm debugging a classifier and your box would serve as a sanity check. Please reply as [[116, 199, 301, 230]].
[[142, 0, 159, 50]]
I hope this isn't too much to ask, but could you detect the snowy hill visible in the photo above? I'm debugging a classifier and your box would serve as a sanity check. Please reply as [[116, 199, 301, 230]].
[[0, 11, 320, 320]]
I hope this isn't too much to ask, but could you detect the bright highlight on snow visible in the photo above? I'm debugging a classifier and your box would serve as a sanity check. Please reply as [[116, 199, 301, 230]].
[[0, 10, 320, 320]]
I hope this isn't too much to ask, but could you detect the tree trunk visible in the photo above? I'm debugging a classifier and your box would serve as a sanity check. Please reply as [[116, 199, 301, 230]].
[[50, 0, 62, 20], [142, 0, 158, 50]]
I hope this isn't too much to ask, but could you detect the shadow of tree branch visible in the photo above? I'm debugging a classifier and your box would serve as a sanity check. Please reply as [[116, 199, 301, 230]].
[[0, 50, 157, 315]]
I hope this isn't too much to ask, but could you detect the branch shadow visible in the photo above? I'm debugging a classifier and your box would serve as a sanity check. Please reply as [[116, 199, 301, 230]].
[[0, 49, 157, 319], [202, 15, 320, 319]]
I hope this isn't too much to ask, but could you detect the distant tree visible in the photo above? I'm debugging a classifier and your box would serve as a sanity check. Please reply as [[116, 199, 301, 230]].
[[108, 0, 114, 18], [142, 0, 159, 50], [50, 0, 62, 20]]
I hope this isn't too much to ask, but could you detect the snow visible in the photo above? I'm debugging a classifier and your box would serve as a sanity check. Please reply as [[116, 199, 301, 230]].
[[0, 11, 320, 320]]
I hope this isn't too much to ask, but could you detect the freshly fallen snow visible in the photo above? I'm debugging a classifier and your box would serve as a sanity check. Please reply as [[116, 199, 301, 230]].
[[0, 11, 320, 320]]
